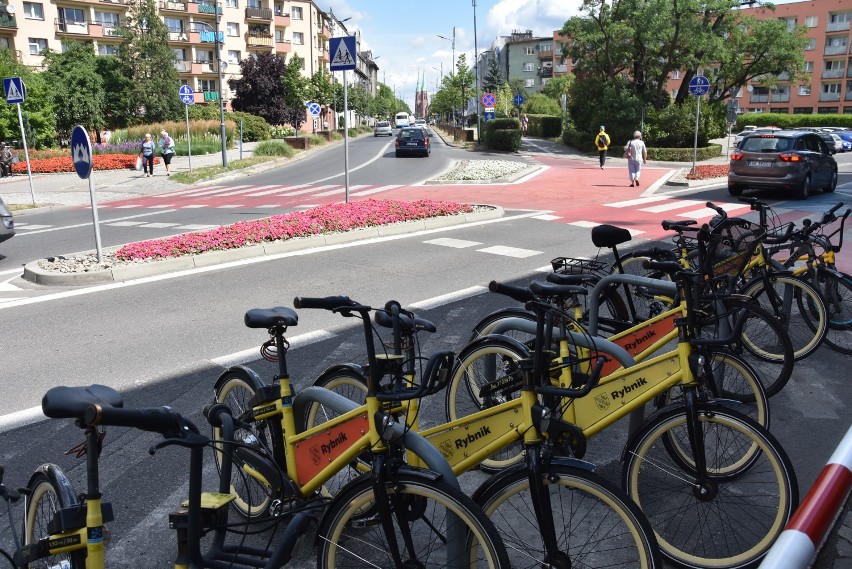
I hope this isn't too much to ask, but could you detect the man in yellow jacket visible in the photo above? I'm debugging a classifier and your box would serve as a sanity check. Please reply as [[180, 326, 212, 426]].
[[595, 126, 611, 169]]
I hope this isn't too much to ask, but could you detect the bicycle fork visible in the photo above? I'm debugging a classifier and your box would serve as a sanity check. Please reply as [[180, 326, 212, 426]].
[[525, 446, 572, 568]]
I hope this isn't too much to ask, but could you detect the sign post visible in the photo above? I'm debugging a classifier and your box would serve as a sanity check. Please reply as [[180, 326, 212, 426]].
[[329, 36, 357, 203], [179, 85, 194, 172], [688, 76, 711, 175], [71, 125, 103, 263], [4, 77, 35, 205]]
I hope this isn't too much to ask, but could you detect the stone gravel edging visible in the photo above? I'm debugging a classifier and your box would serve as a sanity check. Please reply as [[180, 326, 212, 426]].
[[23, 205, 504, 286]]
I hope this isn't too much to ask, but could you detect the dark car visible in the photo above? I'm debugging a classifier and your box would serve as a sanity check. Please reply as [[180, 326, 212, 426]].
[[0, 195, 14, 243], [729, 130, 837, 199], [395, 127, 430, 157]]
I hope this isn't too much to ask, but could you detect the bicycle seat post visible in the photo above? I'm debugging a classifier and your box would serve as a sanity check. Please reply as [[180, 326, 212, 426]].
[[274, 326, 289, 381]]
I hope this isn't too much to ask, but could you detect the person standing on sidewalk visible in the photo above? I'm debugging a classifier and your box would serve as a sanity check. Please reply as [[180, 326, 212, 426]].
[[139, 134, 155, 177], [624, 130, 648, 187], [595, 126, 610, 169], [521, 114, 529, 136], [159, 130, 175, 176]]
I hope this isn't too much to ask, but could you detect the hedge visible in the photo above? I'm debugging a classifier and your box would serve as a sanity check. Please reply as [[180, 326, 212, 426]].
[[484, 118, 522, 151], [736, 113, 852, 131], [562, 128, 721, 161]]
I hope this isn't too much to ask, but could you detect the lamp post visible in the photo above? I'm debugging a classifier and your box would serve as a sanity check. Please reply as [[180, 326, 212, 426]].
[[437, 27, 455, 123], [198, 13, 227, 168], [472, 0, 481, 144]]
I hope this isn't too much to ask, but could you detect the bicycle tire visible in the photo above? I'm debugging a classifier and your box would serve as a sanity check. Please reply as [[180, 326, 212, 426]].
[[658, 350, 769, 430], [799, 269, 852, 355], [698, 297, 794, 398], [474, 461, 662, 568], [622, 404, 798, 569], [212, 368, 274, 519], [24, 465, 85, 569], [618, 252, 677, 322], [316, 470, 511, 568], [445, 337, 530, 473], [740, 274, 827, 360], [470, 307, 537, 346]]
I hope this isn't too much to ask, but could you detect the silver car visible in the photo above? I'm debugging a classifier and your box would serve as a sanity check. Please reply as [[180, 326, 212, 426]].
[[0, 195, 14, 243], [374, 121, 393, 137]]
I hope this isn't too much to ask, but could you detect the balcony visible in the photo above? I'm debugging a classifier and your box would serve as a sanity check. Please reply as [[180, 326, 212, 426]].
[[55, 18, 90, 35], [824, 44, 848, 55], [819, 92, 841, 102], [0, 13, 15, 28], [189, 0, 222, 16], [275, 39, 291, 53], [821, 68, 846, 78], [160, 0, 188, 11], [203, 90, 219, 101], [199, 30, 224, 43], [246, 7, 272, 20], [245, 30, 273, 47], [274, 12, 290, 27], [174, 59, 192, 72], [318, 22, 329, 38], [770, 92, 790, 103], [538, 50, 553, 60], [826, 20, 851, 32], [846, 91, 852, 101], [554, 64, 568, 74], [775, 71, 790, 81], [750, 94, 769, 103], [318, 47, 329, 62], [168, 30, 190, 41], [192, 60, 216, 74], [538, 66, 553, 77]]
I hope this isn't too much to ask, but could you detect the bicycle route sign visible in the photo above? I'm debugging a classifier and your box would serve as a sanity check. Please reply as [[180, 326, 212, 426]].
[[513, 94, 525, 107], [179, 85, 194, 105], [71, 124, 92, 180], [689, 76, 711, 96], [329, 36, 357, 71]]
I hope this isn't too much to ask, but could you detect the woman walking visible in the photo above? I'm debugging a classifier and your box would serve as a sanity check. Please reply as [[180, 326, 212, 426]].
[[624, 130, 648, 186], [139, 133, 155, 177], [159, 130, 176, 176]]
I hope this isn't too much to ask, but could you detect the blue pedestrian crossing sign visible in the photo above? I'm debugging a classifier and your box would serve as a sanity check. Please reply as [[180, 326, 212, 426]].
[[71, 125, 93, 180], [329, 36, 357, 71], [513, 94, 525, 107], [689, 76, 711, 96], [3, 77, 25, 104], [179, 85, 194, 105], [306, 102, 322, 116]]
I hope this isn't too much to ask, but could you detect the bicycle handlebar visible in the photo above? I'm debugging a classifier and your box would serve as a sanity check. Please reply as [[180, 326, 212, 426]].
[[84, 404, 190, 437], [293, 295, 359, 311], [643, 259, 684, 275], [489, 280, 536, 303]]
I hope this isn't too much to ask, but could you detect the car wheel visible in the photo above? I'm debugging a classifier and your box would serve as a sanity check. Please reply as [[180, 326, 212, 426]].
[[797, 174, 811, 200], [395, 150, 401, 157], [728, 184, 743, 197], [824, 170, 837, 193]]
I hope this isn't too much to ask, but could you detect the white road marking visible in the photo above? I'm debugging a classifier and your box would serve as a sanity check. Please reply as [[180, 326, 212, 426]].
[[639, 200, 704, 213], [604, 196, 670, 208], [423, 238, 482, 248], [12, 210, 177, 236], [477, 245, 542, 258], [350, 185, 402, 196]]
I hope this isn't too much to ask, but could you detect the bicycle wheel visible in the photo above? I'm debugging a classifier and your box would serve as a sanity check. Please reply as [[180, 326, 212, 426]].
[[623, 404, 797, 569], [659, 351, 769, 430], [212, 368, 274, 519], [474, 461, 662, 568], [24, 465, 85, 569], [799, 269, 852, 355], [741, 274, 827, 360], [316, 470, 511, 568], [470, 308, 537, 346], [445, 337, 529, 473], [699, 297, 794, 398], [619, 252, 676, 323]]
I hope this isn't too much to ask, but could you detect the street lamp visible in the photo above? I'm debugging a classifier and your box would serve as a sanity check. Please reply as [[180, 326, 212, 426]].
[[472, 0, 481, 144], [197, 12, 227, 168]]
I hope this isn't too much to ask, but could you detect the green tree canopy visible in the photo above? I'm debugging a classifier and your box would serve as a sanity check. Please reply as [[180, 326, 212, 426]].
[[522, 93, 562, 115], [280, 54, 309, 129], [229, 52, 290, 125], [482, 58, 503, 93], [42, 42, 106, 138], [0, 50, 55, 148]]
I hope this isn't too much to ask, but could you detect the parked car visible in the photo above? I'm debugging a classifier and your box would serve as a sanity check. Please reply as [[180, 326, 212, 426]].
[[728, 130, 837, 199], [835, 130, 852, 152], [0, 195, 14, 244], [816, 131, 843, 153], [373, 121, 393, 137], [395, 127, 430, 157], [734, 126, 779, 146]]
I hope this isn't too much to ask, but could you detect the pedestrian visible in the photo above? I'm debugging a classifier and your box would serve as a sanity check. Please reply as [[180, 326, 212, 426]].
[[624, 130, 648, 187], [159, 130, 176, 176], [521, 114, 529, 136], [0, 143, 12, 177], [323, 120, 329, 131], [595, 126, 611, 169], [139, 133, 155, 177]]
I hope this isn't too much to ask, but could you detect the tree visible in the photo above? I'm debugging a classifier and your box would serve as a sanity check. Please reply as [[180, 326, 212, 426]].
[[308, 69, 335, 112], [115, 0, 182, 123], [95, 56, 135, 130], [541, 75, 572, 102], [522, 93, 561, 115], [448, 54, 475, 122], [229, 52, 290, 124], [495, 83, 515, 116], [0, 50, 55, 148], [482, 58, 503, 93], [280, 54, 309, 130], [42, 42, 106, 139]]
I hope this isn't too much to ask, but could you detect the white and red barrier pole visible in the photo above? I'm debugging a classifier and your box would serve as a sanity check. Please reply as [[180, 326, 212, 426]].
[[759, 425, 852, 568]]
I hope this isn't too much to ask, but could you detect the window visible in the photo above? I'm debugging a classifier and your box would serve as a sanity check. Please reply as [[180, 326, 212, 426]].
[[804, 38, 816, 51], [59, 7, 85, 24], [198, 79, 217, 92], [274, 3, 284, 16], [226, 0, 238, 6], [97, 44, 119, 56], [165, 17, 183, 33], [825, 60, 844, 71], [671, 69, 680, 79], [522, 62, 533, 72], [0, 38, 9, 49], [23, 2, 43, 20], [793, 107, 813, 114], [28, 38, 47, 55], [805, 15, 818, 27], [196, 49, 213, 63], [94, 11, 120, 26], [247, 0, 261, 7], [525, 46, 535, 55], [539, 43, 551, 52], [293, 31, 304, 44], [780, 17, 796, 31], [274, 29, 285, 42], [525, 78, 534, 87], [818, 106, 839, 114], [227, 22, 239, 36], [227, 50, 241, 64], [823, 83, 841, 94], [172, 47, 186, 60], [799, 85, 811, 95], [829, 12, 852, 24], [827, 36, 848, 48], [292, 6, 303, 19], [804, 61, 814, 72]]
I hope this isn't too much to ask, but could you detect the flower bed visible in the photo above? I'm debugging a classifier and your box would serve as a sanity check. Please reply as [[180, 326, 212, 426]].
[[436, 159, 533, 181], [685, 164, 728, 180], [11, 154, 160, 174], [115, 199, 474, 261]]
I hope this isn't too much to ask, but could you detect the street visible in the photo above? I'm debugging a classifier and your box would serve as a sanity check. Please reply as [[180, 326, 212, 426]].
[[1, 135, 851, 566]]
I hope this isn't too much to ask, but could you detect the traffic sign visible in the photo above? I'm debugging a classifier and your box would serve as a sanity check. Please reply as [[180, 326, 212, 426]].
[[689, 76, 711, 96], [482, 92, 495, 107], [329, 36, 357, 71], [513, 94, 525, 107], [3, 77, 25, 104], [179, 85, 194, 105], [306, 102, 322, 116], [71, 125, 92, 180], [484, 110, 496, 122]]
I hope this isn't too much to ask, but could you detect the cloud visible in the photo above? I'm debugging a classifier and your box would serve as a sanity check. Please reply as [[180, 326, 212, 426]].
[[485, 0, 581, 38]]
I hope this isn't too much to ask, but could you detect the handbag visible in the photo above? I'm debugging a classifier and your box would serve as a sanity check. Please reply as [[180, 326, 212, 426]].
[[135, 155, 142, 171]]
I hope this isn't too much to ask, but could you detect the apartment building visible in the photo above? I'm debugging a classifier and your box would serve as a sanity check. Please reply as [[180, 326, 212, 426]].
[[0, 0, 378, 119]]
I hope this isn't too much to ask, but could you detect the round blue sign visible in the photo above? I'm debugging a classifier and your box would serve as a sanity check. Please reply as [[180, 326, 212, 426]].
[[513, 94, 525, 107], [70, 125, 92, 180], [179, 85, 194, 105], [689, 76, 711, 96], [306, 102, 322, 116]]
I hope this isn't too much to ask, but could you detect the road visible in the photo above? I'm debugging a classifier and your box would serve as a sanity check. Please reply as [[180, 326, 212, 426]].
[[0, 135, 851, 566]]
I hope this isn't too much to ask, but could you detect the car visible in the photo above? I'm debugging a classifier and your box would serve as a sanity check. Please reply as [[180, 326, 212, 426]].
[[395, 127, 430, 157], [815, 131, 843, 153], [0, 195, 14, 244], [828, 133, 845, 152], [735, 127, 780, 146], [373, 121, 393, 137], [728, 129, 837, 200], [836, 130, 852, 151], [414, 118, 427, 129]]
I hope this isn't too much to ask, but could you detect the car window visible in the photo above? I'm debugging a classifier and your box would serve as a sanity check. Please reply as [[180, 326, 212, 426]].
[[741, 136, 783, 152], [400, 130, 424, 140]]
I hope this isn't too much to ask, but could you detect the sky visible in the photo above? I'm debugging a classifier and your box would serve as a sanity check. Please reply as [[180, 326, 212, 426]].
[[320, 0, 581, 110]]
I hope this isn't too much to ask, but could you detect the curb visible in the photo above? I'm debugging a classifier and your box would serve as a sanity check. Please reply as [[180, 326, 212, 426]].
[[22, 205, 505, 286]]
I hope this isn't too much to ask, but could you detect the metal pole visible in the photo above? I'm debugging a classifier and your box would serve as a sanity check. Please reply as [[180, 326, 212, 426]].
[[343, 69, 350, 203], [87, 176, 103, 263], [473, 0, 481, 144], [692, 95, 701, 175], [213, 3, 227, 168], [185, 103, 192, 173], [239, 120, 243, 160], [16, 103, 35, 205]]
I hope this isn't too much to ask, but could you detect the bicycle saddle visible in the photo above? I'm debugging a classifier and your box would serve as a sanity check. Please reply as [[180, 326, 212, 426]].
[[244, 306, 298, 329], [591, 225, 632, 248], [42, 384, 124, 420]]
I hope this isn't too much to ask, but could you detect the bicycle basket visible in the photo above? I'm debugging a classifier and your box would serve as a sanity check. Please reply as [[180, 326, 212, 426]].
[[551, 257, 607, 275], [700, 219, 765, 280]]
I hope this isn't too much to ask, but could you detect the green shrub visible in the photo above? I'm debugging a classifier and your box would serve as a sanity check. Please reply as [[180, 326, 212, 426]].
[[270, 125, 296, 138], [254, 140, 295, 157], [539, 116, 562, 138], [484, 119, 521, 151], [736, 113, 852, 130], [227, 111, 271, 142]]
